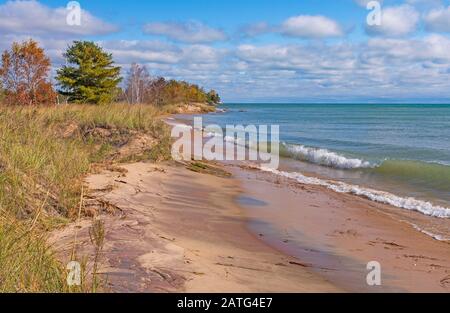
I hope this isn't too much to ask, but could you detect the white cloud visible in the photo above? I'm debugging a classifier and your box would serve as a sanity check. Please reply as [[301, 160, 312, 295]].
[[230, 35, 450, 101], [0, 0, 118, 37], [143, 21, 227, 43], [280, 15, 344, 38], [354, 0, 384, 8], [181, 45, 225, 63], [99, 40, 182, 64], [96, 40, 226, 70], [4, 34, 449, 102], [366, 5, 419, 37], [1, 1, 450, 101], [366, 35, 450, 63], [424, 6, 450, 33]]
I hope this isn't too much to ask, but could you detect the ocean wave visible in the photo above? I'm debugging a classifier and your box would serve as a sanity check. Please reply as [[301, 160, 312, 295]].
[[260, 166, 450, 219], [281, 143, 374, 169], [373, 160, 450, 188], [411, 224, 450, 241]]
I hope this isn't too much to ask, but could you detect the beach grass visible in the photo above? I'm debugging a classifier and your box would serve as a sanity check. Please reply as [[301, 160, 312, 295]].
[[0, 103, 173, 292]]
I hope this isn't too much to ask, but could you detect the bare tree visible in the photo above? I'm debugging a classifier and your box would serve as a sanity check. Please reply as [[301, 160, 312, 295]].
[[147, 77, 166, 106], [125, 63, 150, 104]]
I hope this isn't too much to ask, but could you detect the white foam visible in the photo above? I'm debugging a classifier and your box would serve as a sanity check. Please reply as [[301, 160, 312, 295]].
[[283, 143, 373, 169], [260, 166, 450, 219], [411, 224, 450, 241]]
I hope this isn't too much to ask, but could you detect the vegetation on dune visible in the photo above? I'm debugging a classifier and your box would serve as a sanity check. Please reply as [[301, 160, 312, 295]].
[[0, 104, 172, 292], [0, 213, 68, 292], [0, 38, 220, 292], [2, 104, 173, 216]]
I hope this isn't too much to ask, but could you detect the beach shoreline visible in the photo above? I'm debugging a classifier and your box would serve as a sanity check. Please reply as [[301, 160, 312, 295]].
[[48, 110, 450, 293], [50, 159, 450, 292], [228, 163, 450, 292], [165, 113, 450, 292]]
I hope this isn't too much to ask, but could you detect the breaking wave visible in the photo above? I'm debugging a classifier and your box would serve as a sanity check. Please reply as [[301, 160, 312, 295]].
[[260, 166, 450, 220], [280, 143, 374, 169]]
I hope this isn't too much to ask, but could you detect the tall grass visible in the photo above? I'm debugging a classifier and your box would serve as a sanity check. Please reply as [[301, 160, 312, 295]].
[[0, 213, 68, 292], [0, 103, 172, 292]]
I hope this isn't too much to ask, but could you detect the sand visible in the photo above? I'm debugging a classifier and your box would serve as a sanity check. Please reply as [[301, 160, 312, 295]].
[[231, 164, 450, 292], [50, 158, 450, 292], [50, 162, 339, 292]]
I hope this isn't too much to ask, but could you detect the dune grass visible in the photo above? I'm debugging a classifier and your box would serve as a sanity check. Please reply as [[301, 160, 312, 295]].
[[0, 103, 172, 292], [0, 213, 68, 292]]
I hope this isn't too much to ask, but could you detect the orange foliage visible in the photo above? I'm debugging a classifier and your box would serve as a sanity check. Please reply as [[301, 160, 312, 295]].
[[0, 39, 56, 106]]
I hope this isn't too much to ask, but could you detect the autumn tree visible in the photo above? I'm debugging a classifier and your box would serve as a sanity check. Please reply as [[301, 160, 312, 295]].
[[56, 41, 122, 105], [161, 80, 208, 104], [0, 40, 56, 106]]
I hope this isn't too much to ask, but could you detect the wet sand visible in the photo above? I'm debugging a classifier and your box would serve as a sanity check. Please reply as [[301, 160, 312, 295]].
[[230, 164, 450, 292]]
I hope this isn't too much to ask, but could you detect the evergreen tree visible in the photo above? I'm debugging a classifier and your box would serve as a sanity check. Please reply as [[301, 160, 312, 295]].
[[56, 41, 122, 104]]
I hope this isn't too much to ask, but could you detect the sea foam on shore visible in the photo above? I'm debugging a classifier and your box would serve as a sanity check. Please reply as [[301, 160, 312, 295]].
[[260, 166, 450, 220]]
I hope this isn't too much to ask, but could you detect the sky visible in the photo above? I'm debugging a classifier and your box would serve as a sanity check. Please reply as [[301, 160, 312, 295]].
[[1, 0, 450, 103]]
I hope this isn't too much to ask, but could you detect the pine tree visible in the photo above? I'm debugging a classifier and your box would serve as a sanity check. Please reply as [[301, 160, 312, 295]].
[[56, 41, 122, 105]]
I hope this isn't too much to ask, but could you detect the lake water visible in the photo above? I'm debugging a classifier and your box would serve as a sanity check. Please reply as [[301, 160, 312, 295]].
[[183, 103, 450, 239]]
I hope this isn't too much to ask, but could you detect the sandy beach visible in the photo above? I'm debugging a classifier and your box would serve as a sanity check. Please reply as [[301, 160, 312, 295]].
[[4, 0, 450, 296], [50, 162, 339, 292], [50, 158, 450, 292]]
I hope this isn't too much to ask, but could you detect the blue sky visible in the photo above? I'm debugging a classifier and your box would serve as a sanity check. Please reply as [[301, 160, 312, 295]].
[[1, 0, 450, 102]]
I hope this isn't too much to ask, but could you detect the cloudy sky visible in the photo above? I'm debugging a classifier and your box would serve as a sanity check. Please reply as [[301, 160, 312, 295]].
[[1, 0, 450, 102]]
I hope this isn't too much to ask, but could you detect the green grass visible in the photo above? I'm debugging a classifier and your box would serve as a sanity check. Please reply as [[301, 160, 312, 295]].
[[0, 103, 172, 292], [0, 213, 68, 292]]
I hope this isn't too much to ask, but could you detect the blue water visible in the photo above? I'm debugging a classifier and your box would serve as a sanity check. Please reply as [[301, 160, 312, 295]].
[[204, 103, 450, 165], [198, 103, 450, 209]]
